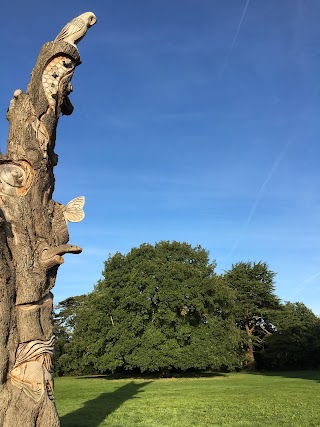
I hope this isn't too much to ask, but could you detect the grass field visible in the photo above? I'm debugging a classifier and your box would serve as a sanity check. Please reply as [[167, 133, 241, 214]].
[[55, 370, 320, 427]]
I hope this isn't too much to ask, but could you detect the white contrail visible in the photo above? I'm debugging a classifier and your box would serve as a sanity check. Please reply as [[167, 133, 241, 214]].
[[219, 0, 251, 76], [226, 84, 320, 260], [292, 271, 320, 299], [226, 136, 293, 259], [304, 271, 320, 283], [230, 0, 251, 52]]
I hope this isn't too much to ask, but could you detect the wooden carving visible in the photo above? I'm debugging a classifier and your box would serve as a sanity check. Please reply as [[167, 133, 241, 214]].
[[9, 336, 55, 402], [0, 12, 96, 427]]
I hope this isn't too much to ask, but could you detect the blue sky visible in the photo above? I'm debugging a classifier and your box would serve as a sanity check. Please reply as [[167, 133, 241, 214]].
[[1, 1, 320, 314]]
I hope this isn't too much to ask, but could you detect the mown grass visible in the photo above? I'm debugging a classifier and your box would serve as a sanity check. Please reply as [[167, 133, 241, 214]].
[[55, 370, 320, 427]]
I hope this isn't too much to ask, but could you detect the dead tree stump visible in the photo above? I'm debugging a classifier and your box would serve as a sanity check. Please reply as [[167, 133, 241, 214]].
[[0, 12, 96, 426]]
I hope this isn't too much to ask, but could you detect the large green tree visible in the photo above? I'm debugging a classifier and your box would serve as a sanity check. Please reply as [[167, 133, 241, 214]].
[[257, 302, 320, 370], [65, 241, 243, 375], [223, 261, 281, 369], [53, 295, 86, 376]]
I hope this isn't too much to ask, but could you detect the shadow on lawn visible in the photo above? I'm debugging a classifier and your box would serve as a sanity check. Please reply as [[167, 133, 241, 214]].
[[246, 369, 320, 383], [77, 371, 227, 381], [60, 381, 152, 427]]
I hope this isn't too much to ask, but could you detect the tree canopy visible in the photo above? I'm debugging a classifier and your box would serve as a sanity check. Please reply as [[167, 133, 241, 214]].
[[223, 261, 281, 368], [53, 295, 87, 376], [61, 241, 243, 374], [257, 302, 320, 370], [54, 243, 320, 376]]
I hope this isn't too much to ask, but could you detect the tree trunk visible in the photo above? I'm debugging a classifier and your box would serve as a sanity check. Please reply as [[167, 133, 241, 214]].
[[0, 13, 96, 426], [245, 323, 256, 370]]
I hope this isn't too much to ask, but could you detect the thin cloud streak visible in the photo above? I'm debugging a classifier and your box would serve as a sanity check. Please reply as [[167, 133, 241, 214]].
[[291, 271, 320, 299], [219, 0, 251, 76], [303, 271, 320, 283], [226, 88, 320, 260], [230, 0, 251, 52], [226, 135, 292, 259]]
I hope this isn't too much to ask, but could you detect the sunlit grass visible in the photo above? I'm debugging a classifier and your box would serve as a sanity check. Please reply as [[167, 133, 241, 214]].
[[55, 370, 320, 427]]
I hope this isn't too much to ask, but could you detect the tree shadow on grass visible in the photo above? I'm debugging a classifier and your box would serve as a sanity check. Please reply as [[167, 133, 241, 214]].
[[245, 369, 320, 383], [78, 371, 227, 381], [60, 381, 152, 427]]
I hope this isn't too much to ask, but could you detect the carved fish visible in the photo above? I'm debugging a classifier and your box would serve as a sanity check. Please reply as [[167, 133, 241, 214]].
[[42, 55, 76, 114]]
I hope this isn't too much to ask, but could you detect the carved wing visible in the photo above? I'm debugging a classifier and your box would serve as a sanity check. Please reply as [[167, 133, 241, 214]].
[[55, 17, 85, 41], [63, 196, 85, 222]]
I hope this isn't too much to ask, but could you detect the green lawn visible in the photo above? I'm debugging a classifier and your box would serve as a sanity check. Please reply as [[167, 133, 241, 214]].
[[55, 370, 320, 427]]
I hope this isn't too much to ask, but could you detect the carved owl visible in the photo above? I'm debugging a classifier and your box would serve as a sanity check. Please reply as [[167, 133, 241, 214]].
[[54, 12, 97, 47]]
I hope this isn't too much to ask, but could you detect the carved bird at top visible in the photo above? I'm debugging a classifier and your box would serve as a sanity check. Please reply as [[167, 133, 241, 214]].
[[54, 12, 97, 47]]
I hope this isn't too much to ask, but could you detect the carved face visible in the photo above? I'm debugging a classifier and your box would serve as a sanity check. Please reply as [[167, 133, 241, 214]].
[[10, 361, 45, 402], [10, 336, 55, 402]]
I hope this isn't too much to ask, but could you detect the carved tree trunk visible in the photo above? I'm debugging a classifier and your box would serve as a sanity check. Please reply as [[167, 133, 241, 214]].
[[0, 13, 96, 426]]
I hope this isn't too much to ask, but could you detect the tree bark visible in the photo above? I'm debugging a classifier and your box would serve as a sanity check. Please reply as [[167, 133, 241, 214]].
[[0, 14, 95, 426], [245, 322, 256, 370]]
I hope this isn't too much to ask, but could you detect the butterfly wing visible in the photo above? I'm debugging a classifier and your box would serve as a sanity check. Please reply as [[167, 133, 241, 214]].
[[64, 196, 85, 222]]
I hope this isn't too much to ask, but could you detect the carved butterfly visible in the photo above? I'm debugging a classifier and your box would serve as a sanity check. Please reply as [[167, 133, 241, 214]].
[[63, 196, 85, 223]]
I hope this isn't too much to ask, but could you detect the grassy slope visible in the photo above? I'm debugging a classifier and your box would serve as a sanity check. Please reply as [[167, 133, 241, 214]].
[[55, 371, 320, 427]]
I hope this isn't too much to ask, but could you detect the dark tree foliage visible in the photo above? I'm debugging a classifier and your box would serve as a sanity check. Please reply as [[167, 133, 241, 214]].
[[256, 302, 320, 370], [223, 261, 281, 369], [53, 295, 87, 376], [63, 241, 243, 375]]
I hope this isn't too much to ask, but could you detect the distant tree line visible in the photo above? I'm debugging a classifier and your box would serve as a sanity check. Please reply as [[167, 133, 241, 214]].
[[53, 241, 320, 376]]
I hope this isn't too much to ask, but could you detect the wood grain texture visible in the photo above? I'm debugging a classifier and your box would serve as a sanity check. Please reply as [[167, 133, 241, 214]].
[[0, 14, 94, 425]]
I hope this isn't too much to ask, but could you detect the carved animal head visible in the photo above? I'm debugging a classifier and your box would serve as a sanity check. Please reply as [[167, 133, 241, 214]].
[[83, 12, 97, 27]]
